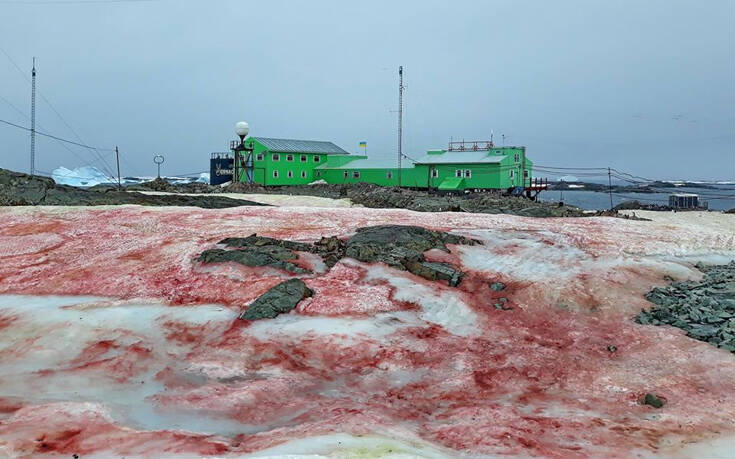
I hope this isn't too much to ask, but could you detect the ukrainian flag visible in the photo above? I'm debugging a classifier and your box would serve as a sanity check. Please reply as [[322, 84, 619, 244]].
[[359, 141, 367, 148]]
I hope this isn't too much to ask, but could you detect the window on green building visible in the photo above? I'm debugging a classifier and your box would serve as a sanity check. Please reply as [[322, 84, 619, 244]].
[[256, 154, 264, 161], [273, 170, 279, 178], [287, 154, 294, 162], [514, 154, 520, 163], [353, 171, 360, 179], [301, 171, 306, 178], [524, 170, 529, 178], [287, 171, 293, 178], [509, 170, 515, 179], [455, 170, 462, 178], [272, 153, 280, 161], [431, 169, 438, 178], [314, 156, 321, 163], [343, 171, 348, 178], [386, 171, 393, 179], [464, 169, 472, 178], [300, 155, 307, 162]]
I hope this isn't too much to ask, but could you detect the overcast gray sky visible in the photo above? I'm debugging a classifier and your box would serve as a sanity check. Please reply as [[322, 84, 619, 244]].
[[0, 0, 733, 180]]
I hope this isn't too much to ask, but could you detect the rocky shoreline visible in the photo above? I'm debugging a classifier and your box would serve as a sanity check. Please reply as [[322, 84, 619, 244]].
[[127, 177, 588, 217], [0, 168, 264, 208]]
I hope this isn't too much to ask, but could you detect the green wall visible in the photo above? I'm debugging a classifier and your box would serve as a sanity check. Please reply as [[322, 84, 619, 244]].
[[233, 139, 533, 190], [316, 166, 424, 187], [237, 139, 330, 185]]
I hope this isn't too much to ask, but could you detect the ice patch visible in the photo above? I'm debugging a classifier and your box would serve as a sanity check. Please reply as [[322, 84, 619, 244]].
[[0, 295, 238, 433], [457, 229, 588, 281], [360, 262, 479, 336], [246, 311, 424, 342]]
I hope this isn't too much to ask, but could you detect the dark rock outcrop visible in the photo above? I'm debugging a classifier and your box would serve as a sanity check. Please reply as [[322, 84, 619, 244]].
[[344, 225, 478, 286], [198, 225, 477, 286], [196, 247, 311, 274], [131, 179, 585, 218], [636, 262, 735, 351], [0, 168, 265, 209], [313, 236, 346, 268], [641, 393, 666, 408], [239, 278, 313, 320], [220, 234, 314, 253], [0, 169, 56, 205]]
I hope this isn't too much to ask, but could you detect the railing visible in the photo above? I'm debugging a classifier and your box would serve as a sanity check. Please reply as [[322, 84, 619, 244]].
[[526, 177, 549, 189], [211, 152, 233, 159], [448, 140, 494, 152]]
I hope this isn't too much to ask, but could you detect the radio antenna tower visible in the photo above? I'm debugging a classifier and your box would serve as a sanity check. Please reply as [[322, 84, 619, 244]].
[[397, 65, 404, 187], [30, 57, 36, 175]]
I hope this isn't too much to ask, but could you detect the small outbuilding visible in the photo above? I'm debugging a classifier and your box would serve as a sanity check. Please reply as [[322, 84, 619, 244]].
[[669, 193, 705, 209]]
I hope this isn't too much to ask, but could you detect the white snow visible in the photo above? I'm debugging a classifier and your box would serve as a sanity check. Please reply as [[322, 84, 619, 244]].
[[245, 311, 424, 342], [359, 262, 480, 337], [52, 166, 112, 187], [0, 295, 238, 433], [138, 191, 356, 208]]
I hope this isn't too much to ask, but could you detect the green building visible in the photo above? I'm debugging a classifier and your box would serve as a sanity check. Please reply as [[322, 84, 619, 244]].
[[411, 146, 533, 191], [229, 137, 534, 191], [236, 137, 350, 185]]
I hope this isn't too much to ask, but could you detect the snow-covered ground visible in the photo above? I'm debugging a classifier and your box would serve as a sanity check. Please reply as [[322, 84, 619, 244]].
[[138, 191, 357, 208], [0, 205, 734, 457]]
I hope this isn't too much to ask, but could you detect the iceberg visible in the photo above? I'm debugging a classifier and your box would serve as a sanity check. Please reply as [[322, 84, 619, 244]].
[[52, 166, 113, 187]]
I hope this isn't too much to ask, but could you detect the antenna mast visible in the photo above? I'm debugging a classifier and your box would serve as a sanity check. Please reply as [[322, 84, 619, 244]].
[[397, 65, 404, 187], [30, 57, 36, 175]]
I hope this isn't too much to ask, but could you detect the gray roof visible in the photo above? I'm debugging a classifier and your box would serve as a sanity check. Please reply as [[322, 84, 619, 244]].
[[252, 137, 349, 154], [316, 157, 415, 170], [414, 151, 507, 164]]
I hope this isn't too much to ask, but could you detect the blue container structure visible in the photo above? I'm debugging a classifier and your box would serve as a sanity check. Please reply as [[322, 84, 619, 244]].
[[210, 153, 234, 185]]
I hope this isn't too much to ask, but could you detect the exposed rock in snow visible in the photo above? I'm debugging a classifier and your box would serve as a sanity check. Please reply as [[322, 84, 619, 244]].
[[240, 278, 314, 320]]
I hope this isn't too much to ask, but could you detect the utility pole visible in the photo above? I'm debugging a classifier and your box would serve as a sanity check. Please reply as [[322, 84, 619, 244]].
[[115, 146, 121, 190], [30, 57, 36, 175], [397, 65, 404, 187], [608, 167, 614, 210]]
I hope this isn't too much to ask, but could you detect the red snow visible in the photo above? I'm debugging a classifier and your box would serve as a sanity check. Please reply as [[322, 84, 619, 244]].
[[0, 205, 734, 457]]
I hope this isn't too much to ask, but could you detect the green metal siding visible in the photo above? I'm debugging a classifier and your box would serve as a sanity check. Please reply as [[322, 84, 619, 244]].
[[316, 166, 423, 187], [233, 139, 534, 190], [238, 138, 332, 185]]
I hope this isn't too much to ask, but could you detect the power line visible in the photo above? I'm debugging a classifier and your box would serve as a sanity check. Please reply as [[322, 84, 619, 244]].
[[0, 48, 117, 177], [0, 95, 118, 178], [534, 164, 609, 171], [0, 118, 114, 151]]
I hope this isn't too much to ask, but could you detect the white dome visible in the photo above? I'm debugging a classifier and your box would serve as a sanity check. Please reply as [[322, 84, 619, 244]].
[[235, 121, 250, 137]]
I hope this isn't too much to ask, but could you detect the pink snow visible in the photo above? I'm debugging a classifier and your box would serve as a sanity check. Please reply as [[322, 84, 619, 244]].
[[0, 205, 734, 457]]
